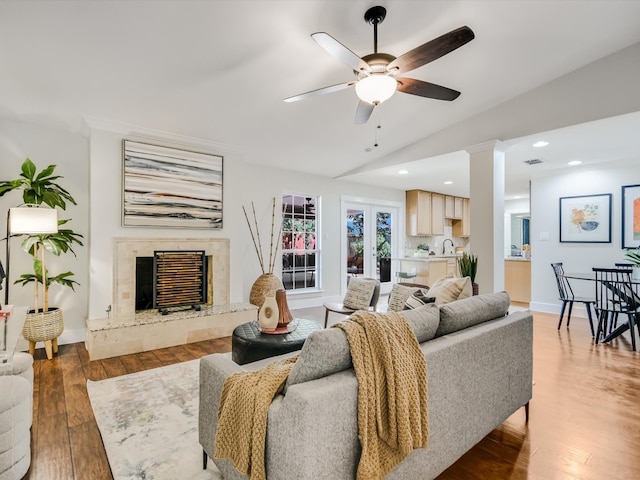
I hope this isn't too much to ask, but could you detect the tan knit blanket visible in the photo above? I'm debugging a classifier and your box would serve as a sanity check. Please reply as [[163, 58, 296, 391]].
[[214, 355, 298, 480], [334, 311, 428, 480]]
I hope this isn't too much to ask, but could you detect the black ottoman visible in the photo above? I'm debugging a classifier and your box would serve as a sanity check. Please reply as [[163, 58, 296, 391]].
[[231, 319, 322, 365]]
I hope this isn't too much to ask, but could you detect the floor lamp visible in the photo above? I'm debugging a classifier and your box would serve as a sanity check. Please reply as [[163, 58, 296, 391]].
[[4, 205, 59, 307]]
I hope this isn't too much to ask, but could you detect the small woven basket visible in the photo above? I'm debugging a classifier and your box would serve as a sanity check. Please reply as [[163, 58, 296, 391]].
[[22, 309, 64, 343]]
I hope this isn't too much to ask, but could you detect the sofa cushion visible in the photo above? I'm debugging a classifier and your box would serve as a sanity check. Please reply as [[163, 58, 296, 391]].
[[342, 278, 377, 310], [427, 276, 472, 305], [403, 289, 435, 310], [387, 284, 421, 311], [285, 304, 440, 389], [435, 291, 511, 337]]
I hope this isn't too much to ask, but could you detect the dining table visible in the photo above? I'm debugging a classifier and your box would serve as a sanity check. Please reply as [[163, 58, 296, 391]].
[[562, 271, 640, 344]]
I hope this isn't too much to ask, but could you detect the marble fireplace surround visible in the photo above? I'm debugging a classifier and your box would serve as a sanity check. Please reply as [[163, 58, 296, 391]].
[[86, 237, 256, 360]]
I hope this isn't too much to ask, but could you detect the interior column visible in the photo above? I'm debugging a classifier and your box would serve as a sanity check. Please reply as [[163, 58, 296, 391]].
[[466, 141, 508, 294]]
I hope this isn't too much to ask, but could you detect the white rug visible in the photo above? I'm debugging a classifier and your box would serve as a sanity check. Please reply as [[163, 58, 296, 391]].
[[87, 360, 223, 480]]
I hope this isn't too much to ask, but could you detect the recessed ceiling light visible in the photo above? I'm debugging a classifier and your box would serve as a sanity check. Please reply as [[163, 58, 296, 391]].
[[568, 160, 582, 166], [398, 169, 408, 175], [533, 141, 549, 148], [444, 180, 453, 185]]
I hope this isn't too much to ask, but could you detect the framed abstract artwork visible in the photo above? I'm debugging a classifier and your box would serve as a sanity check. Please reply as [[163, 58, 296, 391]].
[[559, 193, 611, 243], [622, 184, 640, 249], [122, 140, 223, 228]]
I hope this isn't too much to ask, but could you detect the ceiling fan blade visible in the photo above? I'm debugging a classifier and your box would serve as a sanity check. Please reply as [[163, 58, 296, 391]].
[[388, 26, 475, 74], [355, 100, 374, 124], [311, 32, 369, 72], [396, 77, 461, 101], [284, 81, 356, 103]]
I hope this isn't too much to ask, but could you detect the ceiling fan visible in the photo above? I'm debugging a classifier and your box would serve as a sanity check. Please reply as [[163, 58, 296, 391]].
[[284, 5, 475, 124]]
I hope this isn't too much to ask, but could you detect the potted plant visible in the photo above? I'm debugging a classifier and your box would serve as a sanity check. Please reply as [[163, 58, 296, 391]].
[[458, 252, 479, 295], [623, 247, 640, 280], [0, 158, 83, 357]]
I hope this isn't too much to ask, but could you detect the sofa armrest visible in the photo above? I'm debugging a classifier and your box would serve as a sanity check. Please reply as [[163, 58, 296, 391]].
[[198, 353, 245, 459]]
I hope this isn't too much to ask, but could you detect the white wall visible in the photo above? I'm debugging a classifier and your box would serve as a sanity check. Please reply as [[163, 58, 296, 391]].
[[0, 116, 90, 346], [530, 162, 640, 317]]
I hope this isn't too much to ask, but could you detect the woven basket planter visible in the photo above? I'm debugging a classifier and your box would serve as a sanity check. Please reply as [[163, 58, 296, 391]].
[[249, 274, 284, 308], [22, 308, 64, 343]]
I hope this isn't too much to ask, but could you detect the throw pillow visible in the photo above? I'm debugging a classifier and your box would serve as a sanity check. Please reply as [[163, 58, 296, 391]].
[[403, 289, 435, 310], [436, 291, 511, 337], [426, 276, 472, 305], [342, 278, 377, 310], [387, 283, 421, 311]]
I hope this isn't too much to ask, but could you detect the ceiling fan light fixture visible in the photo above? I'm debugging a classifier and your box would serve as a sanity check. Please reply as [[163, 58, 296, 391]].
[[355, 74, 397, 105]]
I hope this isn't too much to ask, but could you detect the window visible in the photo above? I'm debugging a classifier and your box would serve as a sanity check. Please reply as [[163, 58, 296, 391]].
[[282, 194, 319, 291]]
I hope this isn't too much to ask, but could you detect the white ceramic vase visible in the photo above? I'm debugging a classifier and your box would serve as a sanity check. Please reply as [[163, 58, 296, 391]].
[[258, 294, 279, 332]]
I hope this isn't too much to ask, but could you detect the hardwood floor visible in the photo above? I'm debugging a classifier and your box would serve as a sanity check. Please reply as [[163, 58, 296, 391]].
[[22, 310, 640, 480]]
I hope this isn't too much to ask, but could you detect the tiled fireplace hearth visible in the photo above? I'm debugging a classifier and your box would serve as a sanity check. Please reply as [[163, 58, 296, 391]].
[[86, 237, 256, 360]]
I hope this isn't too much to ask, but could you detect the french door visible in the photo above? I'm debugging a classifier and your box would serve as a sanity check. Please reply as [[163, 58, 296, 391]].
[[342, 198, 400, 294]]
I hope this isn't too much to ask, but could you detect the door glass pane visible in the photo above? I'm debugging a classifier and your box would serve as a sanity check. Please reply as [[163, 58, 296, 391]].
[[347, 209, 364, 280], [376, 211, 392, 283]]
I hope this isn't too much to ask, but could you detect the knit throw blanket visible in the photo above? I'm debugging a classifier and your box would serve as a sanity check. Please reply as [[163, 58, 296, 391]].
[[214, 355, 298, 480], [334, 311, 429, 480]]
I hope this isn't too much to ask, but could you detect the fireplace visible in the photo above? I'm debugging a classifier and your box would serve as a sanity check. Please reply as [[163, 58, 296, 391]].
[[86, 237, 256, 360], [112, 237, 230, 318]]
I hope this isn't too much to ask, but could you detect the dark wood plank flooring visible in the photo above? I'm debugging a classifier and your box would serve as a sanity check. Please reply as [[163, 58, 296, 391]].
[[22, 310, 640, 479]]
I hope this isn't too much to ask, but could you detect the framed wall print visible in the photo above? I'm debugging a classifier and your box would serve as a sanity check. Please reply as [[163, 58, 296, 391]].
[[122, 140, 223, 228], [559, 193, 612, 243], [622, 184, 640, 249]]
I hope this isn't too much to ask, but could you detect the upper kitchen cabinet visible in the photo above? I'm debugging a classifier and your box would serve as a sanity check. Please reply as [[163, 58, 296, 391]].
[[452, 197, 470, 237], [406, 190, 446, 236], [445, 195, 463, 219], [430, 193, 445, 236], [406, 190, 432, 236]]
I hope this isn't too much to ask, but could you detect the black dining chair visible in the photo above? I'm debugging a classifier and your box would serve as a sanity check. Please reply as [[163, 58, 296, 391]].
[[592, 267, 640, 351], [551, 263, 595, 336]]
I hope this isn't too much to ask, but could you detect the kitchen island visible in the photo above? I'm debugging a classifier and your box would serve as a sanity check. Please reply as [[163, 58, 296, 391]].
[[392, 255, 460, 286], [504, 257, 531, 303]]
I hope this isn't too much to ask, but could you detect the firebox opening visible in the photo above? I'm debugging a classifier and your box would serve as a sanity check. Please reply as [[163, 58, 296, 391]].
[[135, 257, 154, 311]]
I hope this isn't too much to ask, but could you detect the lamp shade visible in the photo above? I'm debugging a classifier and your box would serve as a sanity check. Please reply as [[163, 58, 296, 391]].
[[9, 207, 58, 234], [355, 74, 397, 105]]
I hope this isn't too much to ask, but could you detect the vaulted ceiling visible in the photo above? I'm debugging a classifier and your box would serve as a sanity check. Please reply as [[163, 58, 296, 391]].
[[2, 1, 640, 198]]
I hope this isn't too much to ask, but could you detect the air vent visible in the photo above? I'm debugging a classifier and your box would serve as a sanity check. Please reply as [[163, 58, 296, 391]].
[[524, 158, 544, 165]]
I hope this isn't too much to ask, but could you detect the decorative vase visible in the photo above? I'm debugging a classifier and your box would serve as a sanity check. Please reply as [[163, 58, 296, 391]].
[[258, 294, 279, 332], [472, 283, 479, 296], [250, 273, 284, 308], [275, 289, 293, 328]]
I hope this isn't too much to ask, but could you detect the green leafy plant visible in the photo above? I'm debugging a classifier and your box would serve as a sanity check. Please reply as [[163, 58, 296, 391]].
[[624, 247, 640, 267], [457, 252, 478, 284], [0, 158, 83, 312]]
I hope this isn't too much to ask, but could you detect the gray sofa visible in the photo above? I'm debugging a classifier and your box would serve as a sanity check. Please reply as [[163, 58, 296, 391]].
[[199, 291, 533, 479]]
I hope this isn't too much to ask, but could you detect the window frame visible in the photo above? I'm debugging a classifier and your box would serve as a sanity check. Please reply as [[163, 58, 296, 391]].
[[281, 193, 320, 292]]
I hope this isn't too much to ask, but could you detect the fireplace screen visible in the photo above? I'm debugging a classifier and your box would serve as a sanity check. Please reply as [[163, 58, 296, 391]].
[[153, 250, 207, 313]]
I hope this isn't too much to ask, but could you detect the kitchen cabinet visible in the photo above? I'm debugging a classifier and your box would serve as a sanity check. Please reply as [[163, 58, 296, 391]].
[[453, 197, 470, 237], [446, 257, 458, 277], [430, 193, 445, 235], [504, 259, 531, 303], [445, 196, 463, 219], [406, 190, 432, 236], [395, 257, 455, 287], [427, 259, 448, 285]]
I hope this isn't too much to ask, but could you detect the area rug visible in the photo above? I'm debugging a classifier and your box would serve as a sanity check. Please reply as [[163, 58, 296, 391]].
[[87, 359, 223, 480]]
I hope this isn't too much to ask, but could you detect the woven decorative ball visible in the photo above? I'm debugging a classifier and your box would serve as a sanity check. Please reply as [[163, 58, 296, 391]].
[[249, 273, 284, 308], [22, 309, 64, 343]]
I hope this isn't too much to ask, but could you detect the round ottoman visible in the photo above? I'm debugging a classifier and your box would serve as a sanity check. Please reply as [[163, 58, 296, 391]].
[[0, 376, 31, 480]]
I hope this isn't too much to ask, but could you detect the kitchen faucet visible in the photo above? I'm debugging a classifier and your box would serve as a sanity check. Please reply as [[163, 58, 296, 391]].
[[443, 238, 454, 255]]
